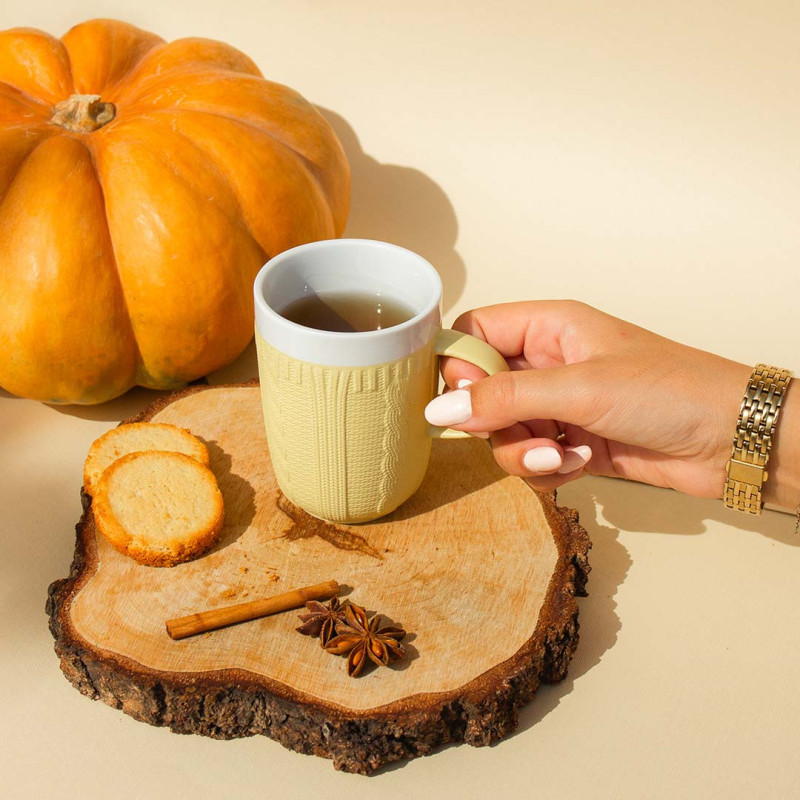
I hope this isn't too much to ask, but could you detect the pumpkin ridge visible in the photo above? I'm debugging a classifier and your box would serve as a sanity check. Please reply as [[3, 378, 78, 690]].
[[0, 126, 59, 208], [150, 106, 338, 223], [104, 38, 262, 103], [108, 71, 347, 231], [0, 27, 75, 104], [88, 119, 266, 387], [78, 133, 144, 382], [0, 134, 138, 403], [97, 115, 268, 259], [89, 39, 170, 103], [116, 72, 324, 154], [0, 80, 55, 114], [145, 107, 336, 243], [60, 19, 165, 97]]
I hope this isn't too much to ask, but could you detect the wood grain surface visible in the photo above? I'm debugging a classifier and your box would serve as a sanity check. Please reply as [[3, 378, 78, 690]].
[[48, 382, 590, 773]]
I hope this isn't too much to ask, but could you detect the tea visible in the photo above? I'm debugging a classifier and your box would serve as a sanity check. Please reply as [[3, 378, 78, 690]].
[[279, 291, 416, 333]]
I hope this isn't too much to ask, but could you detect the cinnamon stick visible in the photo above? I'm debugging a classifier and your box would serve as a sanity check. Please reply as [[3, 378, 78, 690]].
[[166, 580, 339, 640]]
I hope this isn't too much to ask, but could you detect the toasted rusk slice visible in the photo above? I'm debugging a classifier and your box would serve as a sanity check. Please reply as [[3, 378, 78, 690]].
[[93, 450, 224, 567], [84, 422, 209, 496]]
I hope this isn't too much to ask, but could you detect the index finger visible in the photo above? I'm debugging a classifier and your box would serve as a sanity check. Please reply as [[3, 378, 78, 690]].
[[440, 299, 595, 388]]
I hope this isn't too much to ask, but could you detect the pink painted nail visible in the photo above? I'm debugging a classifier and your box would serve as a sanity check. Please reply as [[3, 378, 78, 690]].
[[522, 446, 563, 474], [557, 445, 592, 474], [424, 389, 472, 426]]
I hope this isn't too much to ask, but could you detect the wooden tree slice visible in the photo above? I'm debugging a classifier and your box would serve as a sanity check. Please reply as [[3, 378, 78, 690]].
[[47, 382, 590, 774]]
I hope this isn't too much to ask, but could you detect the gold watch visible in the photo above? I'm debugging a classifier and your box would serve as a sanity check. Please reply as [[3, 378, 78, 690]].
[[724, 363, 793, 514]]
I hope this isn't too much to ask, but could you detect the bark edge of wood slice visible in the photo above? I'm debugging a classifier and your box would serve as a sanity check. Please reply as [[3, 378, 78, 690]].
[[47, 381, 591, 775]]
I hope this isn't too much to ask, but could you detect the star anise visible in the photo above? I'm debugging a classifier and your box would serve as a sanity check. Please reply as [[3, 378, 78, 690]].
[[324, 602, 406, 677], [295, 596, 348, 647]]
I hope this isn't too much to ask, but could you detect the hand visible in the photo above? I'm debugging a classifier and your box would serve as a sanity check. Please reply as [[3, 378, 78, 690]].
[[425, 300, 757, 499]]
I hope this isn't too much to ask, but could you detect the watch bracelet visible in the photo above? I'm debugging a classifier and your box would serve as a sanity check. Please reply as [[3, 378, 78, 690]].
[[724, 363, 793, 514]]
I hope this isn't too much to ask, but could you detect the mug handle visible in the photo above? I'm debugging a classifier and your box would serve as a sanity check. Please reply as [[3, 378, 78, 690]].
[[429, 328, 509, 439]]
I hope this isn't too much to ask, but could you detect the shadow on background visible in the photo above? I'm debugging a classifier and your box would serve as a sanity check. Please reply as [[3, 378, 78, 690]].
[[319, 107, 466, 315], [589, 473, 800, 546], [48, 386, 167, 422], [514, 471, 799, 736], [514, 476, 630, 736]]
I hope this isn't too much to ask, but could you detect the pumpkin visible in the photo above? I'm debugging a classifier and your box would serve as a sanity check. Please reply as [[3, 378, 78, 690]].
[[0, 19, 350, 404]]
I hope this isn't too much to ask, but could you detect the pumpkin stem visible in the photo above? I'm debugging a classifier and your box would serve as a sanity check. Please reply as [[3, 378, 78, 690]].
[[50, 94, 117, 133]]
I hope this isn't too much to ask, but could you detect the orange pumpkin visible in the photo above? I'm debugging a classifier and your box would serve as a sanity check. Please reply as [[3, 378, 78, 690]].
[[0, 19, 350, 404]]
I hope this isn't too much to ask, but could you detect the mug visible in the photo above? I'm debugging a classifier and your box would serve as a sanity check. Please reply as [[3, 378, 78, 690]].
[[253, 238, 508, 523]]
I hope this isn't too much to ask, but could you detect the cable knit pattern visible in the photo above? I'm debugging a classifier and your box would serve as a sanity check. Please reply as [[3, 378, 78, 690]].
[[256, 332, 436, 522]]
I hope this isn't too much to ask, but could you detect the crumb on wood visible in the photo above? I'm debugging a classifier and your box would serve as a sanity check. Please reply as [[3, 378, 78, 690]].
[[221, 588, 237, 599], [239, 566, 249, 574], [268, 574, 280, 582]]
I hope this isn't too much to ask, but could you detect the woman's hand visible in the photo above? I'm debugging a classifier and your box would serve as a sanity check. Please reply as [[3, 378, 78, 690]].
[[425, 300, 756, 499]]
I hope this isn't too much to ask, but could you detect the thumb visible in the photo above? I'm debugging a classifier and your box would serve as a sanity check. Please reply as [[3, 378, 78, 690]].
[[424, 364, 597, 433]]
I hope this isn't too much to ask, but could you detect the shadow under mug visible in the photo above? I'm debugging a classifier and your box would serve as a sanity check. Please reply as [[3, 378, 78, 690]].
[[254, 238, 508, 523]]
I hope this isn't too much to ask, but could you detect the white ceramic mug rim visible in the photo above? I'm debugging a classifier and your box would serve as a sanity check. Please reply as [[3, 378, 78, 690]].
[[254, 239, 443, 367]]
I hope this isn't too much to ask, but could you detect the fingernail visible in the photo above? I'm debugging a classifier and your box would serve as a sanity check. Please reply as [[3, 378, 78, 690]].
[[457, 379, 473, 389], [424, 389, 472, 426], [557, 445, 592, 474], [522, 446, 563, 474], [471, 431, 491, 439]]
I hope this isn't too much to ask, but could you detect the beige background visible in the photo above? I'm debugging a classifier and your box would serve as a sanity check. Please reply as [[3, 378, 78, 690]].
[[2, 1, 799, 798]]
